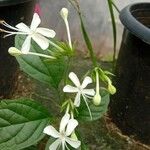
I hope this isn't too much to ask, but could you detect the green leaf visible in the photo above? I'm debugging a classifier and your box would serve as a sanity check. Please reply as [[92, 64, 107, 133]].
[[15, 35, 67, 89], [77, 90, 110, 121], [23, 145, 37, 150], [0, 98, 50, 150], [79, 15, 97, 67]]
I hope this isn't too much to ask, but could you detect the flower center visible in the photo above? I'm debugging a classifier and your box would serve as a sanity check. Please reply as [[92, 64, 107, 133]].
[[30, 30, 36, 36], [78, 86, 83, 91], [60, 132, 66, 140]]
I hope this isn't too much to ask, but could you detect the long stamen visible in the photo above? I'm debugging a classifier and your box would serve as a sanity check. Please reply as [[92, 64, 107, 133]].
[[0, 28, 27, 38], [4, 32, 28, 38], [0, 20, 20, 31], [65, 142, 70, 150], [82, 95, 93, 120]]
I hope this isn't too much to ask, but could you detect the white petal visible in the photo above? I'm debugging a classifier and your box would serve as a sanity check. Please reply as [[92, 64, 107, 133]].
[[81, 76, 92, 89], [30, 13, 41, 30], [49, 139, 61, 150], [43, 125, 60, 138], [82, 89, 95, 96], [69, 72, 80, 87], [74, 93, 81, 107], [59, 113, 70, 133], [16, 22, 30, 33], [36, 27, 56, 38], [32, 33, 49, 50], [63, 85, 78, 93], [66, 119, 78, 136], [65, 137, 81, 149], [21, 36, 31, 54]]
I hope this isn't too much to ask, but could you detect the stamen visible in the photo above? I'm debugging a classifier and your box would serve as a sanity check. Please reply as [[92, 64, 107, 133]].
[[1, 21, 20, 31], [3, 32, 28, 38], [82, 95, 93, 120]]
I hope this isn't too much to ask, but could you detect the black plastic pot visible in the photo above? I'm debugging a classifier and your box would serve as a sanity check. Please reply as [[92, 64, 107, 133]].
[[110, 3, 150, 144], [0, 0, 36, 98]]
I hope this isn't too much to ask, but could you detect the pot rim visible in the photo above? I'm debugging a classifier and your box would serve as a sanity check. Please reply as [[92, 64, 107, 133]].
[[120, 2, 150, 44], [0, 0, 34, 6]]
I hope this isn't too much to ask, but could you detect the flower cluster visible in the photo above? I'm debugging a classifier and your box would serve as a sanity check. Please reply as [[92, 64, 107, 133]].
[[1, 7, 116, 150]]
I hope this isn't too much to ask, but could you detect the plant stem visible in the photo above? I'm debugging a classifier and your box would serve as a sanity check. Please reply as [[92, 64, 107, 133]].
[[68, 0, 98, 68], [107, 0, 117, 69]]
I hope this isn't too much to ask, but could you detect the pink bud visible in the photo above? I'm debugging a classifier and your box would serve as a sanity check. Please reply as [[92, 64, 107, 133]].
[[34, 3, 42, 16]]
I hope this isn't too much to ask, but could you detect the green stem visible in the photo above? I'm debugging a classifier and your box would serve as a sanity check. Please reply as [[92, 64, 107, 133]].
[[68, 0, 98, 67], [95, 69, 100, 94], [79, 14, 97, 67], [62, 57, 72, 101], [107, 0, 117, 69], [49, 40, 64, 52], [112, 1, 120, 13]]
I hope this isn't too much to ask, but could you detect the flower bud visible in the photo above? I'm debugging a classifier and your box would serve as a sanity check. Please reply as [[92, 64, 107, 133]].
[[108, 83, 116, 95], [60, 8, 68, 21], [8, 47, 22, 56], [71, 132, 78, 140], [93, 93, 101, 106]]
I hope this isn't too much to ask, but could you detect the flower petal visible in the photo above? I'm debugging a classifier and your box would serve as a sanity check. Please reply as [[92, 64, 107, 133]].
[[82, 89, 95, 96], [32, 33, 49, 50], [36, 27, 56, 38], [65, 137, 81, 149], [49, 139, 61, 150], [59, 113, 70, 133], [63, 85, 78, 93], [43, 125, 60, 138], [69, 72, 80, 87], [30, 13, 41, 30], [74, 92, 81, 107], [66, 119, 78, 136], [81, 76, 92, 89], [16, 22, 30, 33], [21, 36, 31, 54]]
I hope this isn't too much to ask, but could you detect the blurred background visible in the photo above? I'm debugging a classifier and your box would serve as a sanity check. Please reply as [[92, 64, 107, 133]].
[[38, 0, 150, 59]]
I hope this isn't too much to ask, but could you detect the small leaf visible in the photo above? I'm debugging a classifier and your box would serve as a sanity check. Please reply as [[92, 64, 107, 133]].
[[15, 35, 67, 89], [77, 90, 110, 121], [0, 98, 50, 150]]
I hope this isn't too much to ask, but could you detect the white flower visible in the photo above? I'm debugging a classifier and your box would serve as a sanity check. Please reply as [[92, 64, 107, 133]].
[[0, 13, 56, 54], [63, 72, 95, 107], [43, 113, 81, 150]]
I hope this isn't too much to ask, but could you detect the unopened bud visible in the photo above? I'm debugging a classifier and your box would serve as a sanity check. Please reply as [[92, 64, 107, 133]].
[[8, 47, 22, 56], [71, 132, 78, 140], [108, 84, 116, 95], [93, 93, 101, 106], [60, 8, 68, 20]]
